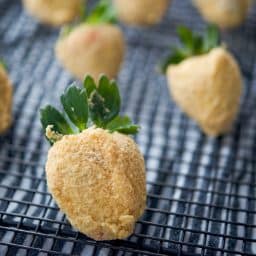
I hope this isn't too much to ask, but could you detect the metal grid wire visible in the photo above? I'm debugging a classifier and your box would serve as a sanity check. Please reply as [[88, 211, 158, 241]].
[[0, 0, 256, 255]]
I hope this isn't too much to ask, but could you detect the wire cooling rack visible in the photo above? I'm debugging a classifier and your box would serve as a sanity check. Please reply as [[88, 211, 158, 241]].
[[0, 0, 256, 255]]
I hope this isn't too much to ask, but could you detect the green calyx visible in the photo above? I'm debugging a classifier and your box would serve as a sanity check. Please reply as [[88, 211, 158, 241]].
[[60, 0, 117, 38], [85, 0, 117, 25], [159, 24, 220, 73], [40, 75, 140, 145]]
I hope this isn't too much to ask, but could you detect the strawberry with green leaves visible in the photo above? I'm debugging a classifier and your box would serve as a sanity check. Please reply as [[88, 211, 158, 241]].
[[55, 0, 125, 81], [113, 0, 170, 26], [193, 0, 252, 29], [0, 60, 12, 134], [22, 0, 85, 26], [160, 25, 242, 136], [40, 75, 146, 241]]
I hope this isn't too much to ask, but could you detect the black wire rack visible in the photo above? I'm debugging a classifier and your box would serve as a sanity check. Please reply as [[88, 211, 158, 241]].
[[0, 0, 256, 255]]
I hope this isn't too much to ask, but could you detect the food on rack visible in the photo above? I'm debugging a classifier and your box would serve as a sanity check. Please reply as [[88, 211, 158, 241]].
[[22, 0, 85, 26], [0, 60, 12, 134], [113, 0, 170, 26], [159, 25, 242, 136], [55, 0, 125, 81], [40, 75, 146, 241], [193, 0, 252, 29]]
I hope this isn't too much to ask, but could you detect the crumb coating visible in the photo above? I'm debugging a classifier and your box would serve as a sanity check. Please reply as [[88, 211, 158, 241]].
[[193, 0, 251, 28], [22, 0, 83, 26], [55, 24, 125, 81], [46, 128, 146, 240], [167, 47, 242, 136], [0, 66, 12, 134], [113, 0, 169, 26]]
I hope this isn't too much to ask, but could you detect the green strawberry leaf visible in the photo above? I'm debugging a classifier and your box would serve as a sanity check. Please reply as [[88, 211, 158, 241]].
[[88, 89, 109, 127], [85, 75, 120, 127], [177, 26, 194, 50], [59, 0, 116, 39], [97, 76, 120, 122], [203, 24, 219, 52], [106, 116, 140, 134], [40, 75, 139, 145], [158, 48, 187, 73], [83, 75, 97, 97], [85, 0, 117, 25], [0, 59, 7, 70], [159, 24, 220, 73], [40, 105, 73, 143], [60, 25, 75, 38], [61, 85, 88, 131]]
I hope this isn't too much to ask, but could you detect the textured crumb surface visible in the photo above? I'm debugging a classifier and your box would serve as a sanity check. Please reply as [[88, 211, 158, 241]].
[[193, 0, 251, 28], [167, 47, 242, 136], [55, 24, 125, 81], [113, 0, 170, 26], [46, 128, 146, 241], [0, 66, 12, 134], [22, 0, 83, 26]]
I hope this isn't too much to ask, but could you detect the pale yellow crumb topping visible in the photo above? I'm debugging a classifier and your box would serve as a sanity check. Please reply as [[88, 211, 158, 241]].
[[167, 47, 242, 136], [46, 127, 146, 240], [55, 24, 125, 81], [0, 66, 12, 134]]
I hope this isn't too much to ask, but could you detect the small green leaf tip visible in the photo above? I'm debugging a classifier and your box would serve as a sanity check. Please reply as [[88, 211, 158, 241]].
[[60, 25, 74, 38], [106, 116, 140, 135], [159, 24, 220, 74], [85, 0, 117, 25], [40, 75, 140, 145], [0, 59, 7, 70]]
